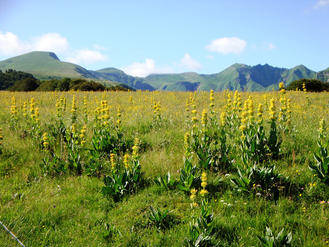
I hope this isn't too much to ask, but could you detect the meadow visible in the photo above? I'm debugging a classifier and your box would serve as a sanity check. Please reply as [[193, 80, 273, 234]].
[[0, 87, 329, 246]]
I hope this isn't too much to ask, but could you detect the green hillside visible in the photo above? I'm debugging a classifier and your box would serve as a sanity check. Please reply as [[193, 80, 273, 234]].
[[0, 51, 326, 91], [0, 51, 96, 79], [96, 68, 155, 91], [144, 72, 203, 89]]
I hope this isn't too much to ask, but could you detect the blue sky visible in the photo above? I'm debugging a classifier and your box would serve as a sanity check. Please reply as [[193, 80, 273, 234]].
[[0, 0, 328, 76]]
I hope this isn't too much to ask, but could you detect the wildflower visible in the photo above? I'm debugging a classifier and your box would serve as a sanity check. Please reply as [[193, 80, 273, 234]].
[[279, 82, 286, 94], [220, 111, 226, 126], [200, 189, 208, 196], [71, 123, 77, 136], [209, 90, 215, 109], [279, 82, 284, 89], [200, 171, 208, 196], [110, 153, 116, 171], [190, 188, 197, 201], [184, 132, 190, 150], [269, 98, 276, 121], [123, 153, 130, 169], [23, 101, 28, 118], [80, 125, 87, 146], [201, 109, 208, 126], [42, 132, 49, 150], [132, 137, 140, 159]]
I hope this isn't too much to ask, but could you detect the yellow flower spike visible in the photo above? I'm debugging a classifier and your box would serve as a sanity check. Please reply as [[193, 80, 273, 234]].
[[110, 153, 116, 171], [123, 153, 130, 169], [190, 188, 197, 201], [201, 172, 208, 189], [42, 132, 49, 150], [200, 189, 208, 196], [184, 132, 190, 149], [279, 82, 284, 89], [269, 98, 276, 121], [132, 137, 140, 159], [220, 111, 226, 126], [71, 123, 76, 136]]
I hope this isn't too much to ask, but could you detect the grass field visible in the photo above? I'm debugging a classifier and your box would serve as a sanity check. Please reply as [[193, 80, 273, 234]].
[[0, 89, 329, 246]]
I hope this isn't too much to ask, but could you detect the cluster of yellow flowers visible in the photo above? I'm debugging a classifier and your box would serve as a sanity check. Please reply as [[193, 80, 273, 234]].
[[10, 96, 18, 120], [71, 95, 77, 122], [123, 153, 130, 169], [269, 98, 276, 121], [209, 89, 215, 110], [79, 125, 87, 146], [42, 132, 49, 150], [220, 111, 226, 126], [239, 101, 248, 132], [55, 96, 66, 119], [184, 132, 191, 157], [233, 90, 242, 112], [201, 109, 208, 128], [132, 137, 140, 160], [110, 153, 116, 171], [23, 101, 28, 118], [153, 102, 161, 120], [200, 172, 208, 196], [96, 100, 110, 125], [191, 105, 198, 128], [30, 98, 39, 123], [279, 82, 285, 94]]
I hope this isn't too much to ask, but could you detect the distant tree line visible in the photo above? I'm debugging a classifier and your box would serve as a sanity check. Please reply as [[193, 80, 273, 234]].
[[286, 79, 329, 92], [0, 69, 132, 92]]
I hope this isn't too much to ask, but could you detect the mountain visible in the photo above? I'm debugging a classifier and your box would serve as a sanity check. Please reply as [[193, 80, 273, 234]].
[[317, 68, 329, 82], [0, 51, 96, 79], [143, 63, 317, 91], [0, 51, 326, 91]]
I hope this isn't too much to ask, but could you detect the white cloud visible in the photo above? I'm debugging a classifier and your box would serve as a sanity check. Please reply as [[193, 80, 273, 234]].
[[206, 37, 247, 54], [123, 59, 173, 77], [0, 31, 28, 55], [0, 31, 107, 65], [180, 53, 201, 70], [315, 0, 329, 7], [32, 33, 69, 53], [66, 49, 107, 64], [0, 31, 69, 56]]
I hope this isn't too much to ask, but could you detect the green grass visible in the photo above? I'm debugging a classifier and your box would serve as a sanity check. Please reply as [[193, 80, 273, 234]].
[[0, 91, 329, 246]]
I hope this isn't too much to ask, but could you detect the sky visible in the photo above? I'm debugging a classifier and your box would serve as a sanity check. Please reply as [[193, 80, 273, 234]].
[[0, 0, 329, 77]]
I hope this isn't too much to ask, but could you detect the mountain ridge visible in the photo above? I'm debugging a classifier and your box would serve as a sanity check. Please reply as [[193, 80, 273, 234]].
[[0, 51, 328, 91]]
